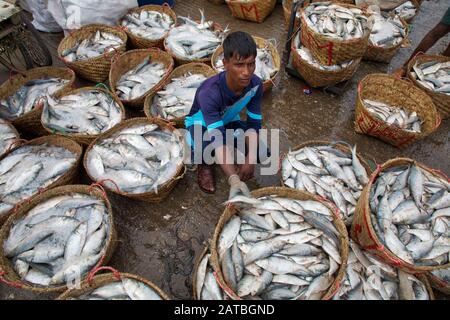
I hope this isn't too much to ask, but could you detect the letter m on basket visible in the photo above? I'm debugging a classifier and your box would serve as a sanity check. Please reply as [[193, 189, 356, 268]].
[[238, 4, 260, 22]]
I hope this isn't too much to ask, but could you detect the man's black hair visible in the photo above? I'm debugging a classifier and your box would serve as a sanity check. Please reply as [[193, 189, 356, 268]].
[[223, 31, 257, 60]]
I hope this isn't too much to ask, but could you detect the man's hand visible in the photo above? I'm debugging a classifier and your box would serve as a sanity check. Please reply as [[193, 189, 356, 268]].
[[237, 163, 255, 182], [228, 174, 251, 199]]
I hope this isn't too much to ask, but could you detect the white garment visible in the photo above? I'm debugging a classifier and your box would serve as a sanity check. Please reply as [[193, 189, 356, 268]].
[[46, 0, 138, 35], [21, 0, 63, 32]]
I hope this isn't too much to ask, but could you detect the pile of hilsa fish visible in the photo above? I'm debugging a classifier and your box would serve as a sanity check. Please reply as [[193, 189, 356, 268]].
[[86, 123, 184, 194], [216, 194, 344, 300], [294, 34, 355, 71], [410, 60, 450, 95], [369, 163, 450, 267], [3, 193, 111, 287], [282, 143, 369, 226], [0, 144, 77, 218], [69, 278, 163, 300], [0, 78, 70, 120], [334, 240, 429, 300], [165, 10, 227, 61], [0, 119, 18, 156], [368, 11, 406, 48], [121, 9, 175, 41], [363, 99, 422, 133], [195, 250, 228, 300], [214, 46, 278, 82], [61, 31, 124, 62], [151, 73, 208, 120], [115, 56, 167, 101], [42, 90, 123, 135], [391, 1, 417, 21], [302, 2, 370, 40]]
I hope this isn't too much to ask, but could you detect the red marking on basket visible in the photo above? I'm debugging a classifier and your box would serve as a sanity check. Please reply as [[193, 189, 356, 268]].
[[0, 271, 23, 288], [213, 271, 241, 300], [434, 114, 442, 131], [411, 51, 424, 61], [87, 266, 121, 285], [88, 183, 108, 200], [239, 4, 260, 22]]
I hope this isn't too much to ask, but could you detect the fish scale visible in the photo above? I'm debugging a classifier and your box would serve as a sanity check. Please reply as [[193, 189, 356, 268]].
[[86, 123, 184, 194], [282, 142, 369, 226], [121, 10, 174, 41], [0, 144, 77, 217], [151, 73, 207, 120], [334, 240, 429, 300], [212, 194, 343, 300], [369, 163, 450, 267], [4, 193, 111, 287], [42, 89, 123, 135]]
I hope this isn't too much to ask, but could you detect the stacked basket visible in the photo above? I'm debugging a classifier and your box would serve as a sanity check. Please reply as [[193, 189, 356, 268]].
[[291, 2, 371, 88], [225, 0, 277, 23]]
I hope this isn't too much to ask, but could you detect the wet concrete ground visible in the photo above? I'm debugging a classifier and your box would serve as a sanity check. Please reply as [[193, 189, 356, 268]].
[[0, 0, 449, 300]]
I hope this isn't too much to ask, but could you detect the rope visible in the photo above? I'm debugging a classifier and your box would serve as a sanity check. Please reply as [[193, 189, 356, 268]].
[[87, 266, 121, 286], [96, 179, 123, 194], [87, 183, 108, 201], [213, 271, 240, 300], [0, 271, 23, 288]]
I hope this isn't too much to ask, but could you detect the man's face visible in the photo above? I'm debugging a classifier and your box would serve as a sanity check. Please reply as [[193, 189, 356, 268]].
[[223, 53, 256, 90]]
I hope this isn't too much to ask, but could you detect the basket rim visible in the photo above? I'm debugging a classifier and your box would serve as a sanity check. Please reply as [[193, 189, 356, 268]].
[[143, 62, 216, 122], [56, 271, 170, 300], [0, 184, 113, 292], [356, 157, 450, 272], [164, 21, 224, 64], [57, 23, 128, 64], [118, 4, 178, 44], [108, 48, 175, 104], [406, 54, 450, 99], [40, 86, 126, 139], [210, 186, 349, 300], [83, 117, 186, 197], [357, 73, 440, 138]]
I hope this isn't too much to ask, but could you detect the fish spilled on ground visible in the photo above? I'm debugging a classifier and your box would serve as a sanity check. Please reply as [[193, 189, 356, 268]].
[[195, 250, 229, 300], [86, 123, 184, 194], [165, 10, 227, 61], [368, 11, 406, 47], [391, 1, 417, 20], [363, 99, 422, 133], [294, 33, 355, 71], [115, 56, 167, 101], [282, 142, 369, 226], [0, 78, 70, 120], [121, 9, 175, 41], [214, 46, 278, 82], [61, 31, 124, 62], [369, 163, 450, 267], [42, 89, 123, 135], [0, 119, 18, 156], [216, 194, 344, 300], [0, 144, 77, 217], [150, 73, 207, 120], [410, 60, 450, 95], [70, 277, 163, 300], [4, 192, 111, 287], [334, 240, 429, 300], [302, 2, 371, 40]]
